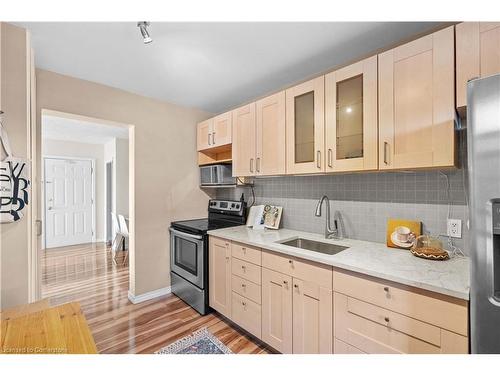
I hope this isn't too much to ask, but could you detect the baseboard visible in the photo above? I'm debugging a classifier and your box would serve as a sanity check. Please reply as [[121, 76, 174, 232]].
[[128, 286, 172, 304]]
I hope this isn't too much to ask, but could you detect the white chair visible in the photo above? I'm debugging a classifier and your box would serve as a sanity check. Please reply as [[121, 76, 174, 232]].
[[111, 212, 123, 264], [118, 214, 129, 265]]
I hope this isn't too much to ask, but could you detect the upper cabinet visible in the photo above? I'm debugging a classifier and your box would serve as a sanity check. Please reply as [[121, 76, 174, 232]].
[[378, 26, 456, 170], [456, 22, 500, 111], [232, 92, 286, 177], [197, 111, 232, 152], [286, 77, 325, 174], [325, 56, 378, 172], [232, 103, 257, 176]]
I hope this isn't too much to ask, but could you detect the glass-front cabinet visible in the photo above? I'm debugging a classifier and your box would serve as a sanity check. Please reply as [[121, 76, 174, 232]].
[[325, 56, 378, 172], [286, 76, 325, 174]]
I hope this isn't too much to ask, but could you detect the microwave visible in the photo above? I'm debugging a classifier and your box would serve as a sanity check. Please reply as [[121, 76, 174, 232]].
[[200, 164, 235, 186]]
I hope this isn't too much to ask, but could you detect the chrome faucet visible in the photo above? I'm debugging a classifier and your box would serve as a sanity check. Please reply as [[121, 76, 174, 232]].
[[315, 195, 344, 240]]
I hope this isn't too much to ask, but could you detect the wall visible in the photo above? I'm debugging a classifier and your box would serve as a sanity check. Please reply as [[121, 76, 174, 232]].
[[36, 69, 212, 297], [218, 162, 470, 255], [0, 23, 32, 309], [42, 138, 106, 242]]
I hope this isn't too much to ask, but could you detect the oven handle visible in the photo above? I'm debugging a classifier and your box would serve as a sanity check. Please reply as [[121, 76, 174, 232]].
[[169, 227, 204, 241]]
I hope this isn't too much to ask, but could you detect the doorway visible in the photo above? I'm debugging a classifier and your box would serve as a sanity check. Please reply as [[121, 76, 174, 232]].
[[43, 157, 96, 248]]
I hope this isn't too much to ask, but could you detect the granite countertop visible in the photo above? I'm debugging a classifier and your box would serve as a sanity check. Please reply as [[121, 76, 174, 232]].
[[207, 226, 470, 300]]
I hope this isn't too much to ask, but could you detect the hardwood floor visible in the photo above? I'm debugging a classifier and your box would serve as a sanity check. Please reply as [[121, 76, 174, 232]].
[[41, 242, 270, 354]]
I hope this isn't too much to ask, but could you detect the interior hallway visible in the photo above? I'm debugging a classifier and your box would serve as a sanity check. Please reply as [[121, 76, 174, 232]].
[[41, 243, 269, 353]]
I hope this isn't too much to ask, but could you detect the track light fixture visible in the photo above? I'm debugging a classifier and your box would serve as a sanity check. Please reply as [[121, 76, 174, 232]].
[[137, 21, 152, 44]]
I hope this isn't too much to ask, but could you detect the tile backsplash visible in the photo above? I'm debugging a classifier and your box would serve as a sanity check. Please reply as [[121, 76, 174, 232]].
[[216, 169, 470, 255]]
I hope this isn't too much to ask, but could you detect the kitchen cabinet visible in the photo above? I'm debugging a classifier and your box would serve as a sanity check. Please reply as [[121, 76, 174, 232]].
[[197, 112, 232, 152], [232, 92, 286, 177], [261, 268, 293, 353], [286, 77, 325, 174], [232, 103, 256, 176], [197, 118, 213, 151], [325, 56, 378, 172], [209, 237, 232, 317], [378, 26, 456, 170], [456, 22, 500, 111], [256, 91, 286, 175]]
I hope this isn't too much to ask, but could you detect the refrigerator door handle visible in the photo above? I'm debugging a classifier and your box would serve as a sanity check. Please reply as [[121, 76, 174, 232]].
[[488, 199, 500, 306]]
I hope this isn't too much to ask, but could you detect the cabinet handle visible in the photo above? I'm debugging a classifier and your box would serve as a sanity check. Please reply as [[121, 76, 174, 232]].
[[208, 133, 211, 146], [241, 265, 246, 271], [283, 280, 288, 285], [250, 158, 254, 173], [241, 283, 246, 288], [384, 142, 389, 165], [242, 301, 246, 307], [288, 259, 293, 264], [384, 317, 390, 323], [242, 247, 246, 253], [383, 286, 389, 293], [212, 132, 216, 145], [328, 148, 333, 168], [225, 256, 230, 260], [256, 157, 261, 173], [294, 284, 299, 289], [316, 150, 321, 169]]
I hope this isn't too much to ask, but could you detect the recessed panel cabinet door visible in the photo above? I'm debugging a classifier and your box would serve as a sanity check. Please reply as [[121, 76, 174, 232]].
[[197, 119, 213, 151], [261, 268, 293, 353], [256, 91, 286, 176], [325, 56, 378, 172], [456, 22, 500, 109], [212, 111, 232, 147], [286, 77, 325, 174], [378, 26, 455, 170], [209, 237, 232, 317], [232, 103, 256, 176], [292, 279, 333, 354]]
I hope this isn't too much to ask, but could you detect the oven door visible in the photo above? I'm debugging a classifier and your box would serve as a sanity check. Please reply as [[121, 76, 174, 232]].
[[169, 227, 205, 289]]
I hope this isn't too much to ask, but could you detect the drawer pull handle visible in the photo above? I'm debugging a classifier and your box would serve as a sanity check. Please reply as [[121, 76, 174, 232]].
[[241, 265, 246, 270], [241, 284, 246, 288], [225, 256, 230, 260], [283, 280, 288, 285], [288, 260, 293, 264], [384, 317, 390, 323], [294, 284, 298, 288], [383, 287, 389, 292], [242, 247, 246, 253], [242, 302, 246, 306]]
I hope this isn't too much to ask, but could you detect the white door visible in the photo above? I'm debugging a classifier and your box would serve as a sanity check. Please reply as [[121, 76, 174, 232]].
[[44, 158, 94, 248]]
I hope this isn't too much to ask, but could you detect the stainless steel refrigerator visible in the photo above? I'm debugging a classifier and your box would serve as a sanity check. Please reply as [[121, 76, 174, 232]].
[[468, 73, 500, 353]]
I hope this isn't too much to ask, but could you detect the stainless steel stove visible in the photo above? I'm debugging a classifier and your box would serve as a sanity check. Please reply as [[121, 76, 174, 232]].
[[169, 199, 246, 315]]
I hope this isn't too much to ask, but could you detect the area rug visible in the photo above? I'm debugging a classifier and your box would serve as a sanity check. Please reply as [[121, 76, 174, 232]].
[[156, 328, 233, 354]]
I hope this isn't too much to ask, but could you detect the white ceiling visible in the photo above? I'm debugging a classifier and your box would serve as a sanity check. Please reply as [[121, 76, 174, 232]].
[[42, 115, 129, 144], [19, 22, 442, 113]]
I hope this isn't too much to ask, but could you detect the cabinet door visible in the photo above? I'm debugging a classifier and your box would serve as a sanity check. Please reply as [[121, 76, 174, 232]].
[[456, 22, 500, 109], [212, 111, 232, 147], [325, 56, 378, 172], [197, 119, 213, 151], [256, 91, 286, 176], [292, 278, 332, 354], [261, 268, 293, 353], [378, 26, 455, 170], [209, 237, 232, 317], [286, 77, 325, 174], [232, 103, 256, 177]]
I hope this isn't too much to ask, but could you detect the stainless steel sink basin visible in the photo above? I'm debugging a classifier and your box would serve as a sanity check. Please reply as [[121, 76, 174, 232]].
[[280, 238, 348, 255]]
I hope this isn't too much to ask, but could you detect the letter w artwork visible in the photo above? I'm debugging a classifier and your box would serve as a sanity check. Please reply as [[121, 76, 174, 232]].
[[0, 116, 31, 223]]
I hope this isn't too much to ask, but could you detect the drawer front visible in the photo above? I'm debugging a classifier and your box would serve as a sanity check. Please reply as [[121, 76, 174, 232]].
[[210, 236, 231, 248], [334, 338, 365, 354], [262, 250, 332, 288], [232, 258, 261, 285], [332, 270, 468, 336], [232, 242, 262, 266], [334, 293, 440, 354], [231, 292, 262, 339], [232, 274, 261, 304], [347, 296, 441, 346]]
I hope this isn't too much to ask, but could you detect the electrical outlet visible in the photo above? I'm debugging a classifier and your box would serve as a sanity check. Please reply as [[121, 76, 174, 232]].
[[447, 219, 462, 238]]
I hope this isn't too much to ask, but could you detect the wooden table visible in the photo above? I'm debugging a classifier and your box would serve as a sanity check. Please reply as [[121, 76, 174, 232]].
[[1, 301, 97, 354]]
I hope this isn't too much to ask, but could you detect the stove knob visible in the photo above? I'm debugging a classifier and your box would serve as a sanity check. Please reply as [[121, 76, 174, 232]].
[[231, 203, 235, 208], [235, 204, 240, 209]]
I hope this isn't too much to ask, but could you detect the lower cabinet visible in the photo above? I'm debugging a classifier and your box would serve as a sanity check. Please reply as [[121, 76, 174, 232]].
[[209, 237, 232, 317]]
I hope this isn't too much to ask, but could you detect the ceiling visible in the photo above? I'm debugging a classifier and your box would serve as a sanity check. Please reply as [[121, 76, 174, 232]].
[[43, 114, 129, 144], [19, 22, 442, 113]]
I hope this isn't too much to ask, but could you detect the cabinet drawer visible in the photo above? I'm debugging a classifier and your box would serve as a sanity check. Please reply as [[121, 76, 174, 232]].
[[210, 236, 231, 249], [232, 242, 261, 266], [232, 258, 261, 285], [332, 270, 468, 336], [334, 293, 440, 354], [231, 292, 262, 339], [232, 275, 261, 304], [334, 338, 365, 354], [262, 250, 332, 288]]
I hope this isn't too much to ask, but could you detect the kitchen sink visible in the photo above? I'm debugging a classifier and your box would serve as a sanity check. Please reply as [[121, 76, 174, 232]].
[[280, 238, 348, 255]]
